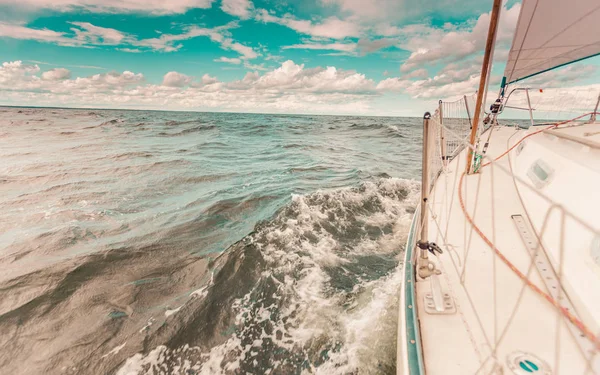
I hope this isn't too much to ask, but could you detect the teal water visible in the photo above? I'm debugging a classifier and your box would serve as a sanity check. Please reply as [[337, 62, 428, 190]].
[[0, 107, 422, 374]]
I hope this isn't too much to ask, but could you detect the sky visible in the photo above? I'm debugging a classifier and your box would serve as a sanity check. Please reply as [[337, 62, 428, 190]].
[[0, 0, 599, 116]]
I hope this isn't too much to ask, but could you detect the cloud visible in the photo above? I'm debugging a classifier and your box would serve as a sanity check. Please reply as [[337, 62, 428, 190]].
[[221, 0, 252, 19], [255, 10, 361, 39], [283, 42, 356, 53], [70, 22, 126, 44], [0, 60, 40, 87], [0, 0, 215, 14], [0, 21, 258, 60], [519, 64, 598, 87], [398, 4, 520, 73], [117, 48, 143, 53], [201, 73, 218, 85], [27, 60, 104, 69], [229, 60, 375, 93], [0, 22, 77, 46], [377, 73, 483, 99], [215, 56, 242, 64], [162, 71, 192, 87], [0, 59, 377, 114], [403, 68, 428, 79], [320, 0, 401, 21], [357, 38, 395, 53], [42, 67, 71, 80]]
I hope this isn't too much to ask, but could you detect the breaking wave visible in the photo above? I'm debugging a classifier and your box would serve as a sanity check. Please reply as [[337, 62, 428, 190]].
[[116, 178, 419, 375]]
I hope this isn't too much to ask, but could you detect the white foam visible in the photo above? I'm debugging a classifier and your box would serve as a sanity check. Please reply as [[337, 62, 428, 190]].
[[116, 177, 420, 374], [165, 305, 183, 318], [101, 342, 127, 358]]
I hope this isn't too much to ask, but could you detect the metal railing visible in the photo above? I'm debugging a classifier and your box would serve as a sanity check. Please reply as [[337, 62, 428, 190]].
[[411, 90, 600, 373]]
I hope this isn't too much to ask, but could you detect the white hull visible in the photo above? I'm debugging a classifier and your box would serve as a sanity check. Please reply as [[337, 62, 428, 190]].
[[399, 122, 600, 374]]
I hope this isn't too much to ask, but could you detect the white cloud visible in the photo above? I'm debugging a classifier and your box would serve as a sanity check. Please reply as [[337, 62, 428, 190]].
[[398, 4, 520, 73], [403, 68, 428, 79], [255, 10, 361, 39], [215, 56, 242, 64], [0, 0, 215, 14], [243, 62, 267, 71], [0, 21, 258, 60], [42, 68, 71, 80], [201, 73, 218, 85], [162, 71, 192, 87], [0, 60, 40, 87], [230, 60, 376, 93], [357, 38, 395, 53], [377, 73, 482, 99], [221, 0, 252, 19], [70, 22, 126, 44], [0, 59, 377, 114], [117, 48, 143, 53], [283, 42, 356, 53], [0, 22, 77, 46], [320, 0, 401, 20], [519, 64, 598, 87]]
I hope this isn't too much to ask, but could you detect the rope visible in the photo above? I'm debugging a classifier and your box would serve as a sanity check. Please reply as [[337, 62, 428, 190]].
[[481, 111, 599, 168], [457, 112, 600, 351]]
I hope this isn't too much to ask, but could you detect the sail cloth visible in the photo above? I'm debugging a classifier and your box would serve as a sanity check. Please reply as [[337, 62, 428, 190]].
[[503, 0, 600, 85]]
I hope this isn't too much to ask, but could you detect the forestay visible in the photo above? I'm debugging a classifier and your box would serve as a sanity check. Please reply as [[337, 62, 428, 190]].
[[503, 0, 600, 85]]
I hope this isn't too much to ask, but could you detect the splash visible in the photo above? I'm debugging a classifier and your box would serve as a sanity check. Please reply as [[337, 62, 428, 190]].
[[118, 178, 419, 375]]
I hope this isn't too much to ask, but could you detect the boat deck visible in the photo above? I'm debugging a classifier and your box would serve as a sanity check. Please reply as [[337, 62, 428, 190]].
[[417, 124, 599, 374]]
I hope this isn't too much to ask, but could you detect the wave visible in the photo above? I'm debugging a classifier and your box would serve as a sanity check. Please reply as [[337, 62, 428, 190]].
[[165, 120, 200, 126], [83, 119, 123, 129], [115, 177, 419, 375]]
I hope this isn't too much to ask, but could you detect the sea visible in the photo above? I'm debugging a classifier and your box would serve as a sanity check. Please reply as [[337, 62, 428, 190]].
[[0, 106, 423, 375]]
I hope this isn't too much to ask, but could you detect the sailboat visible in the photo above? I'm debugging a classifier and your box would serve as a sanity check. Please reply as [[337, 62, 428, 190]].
[[397, 0, 600, 373]]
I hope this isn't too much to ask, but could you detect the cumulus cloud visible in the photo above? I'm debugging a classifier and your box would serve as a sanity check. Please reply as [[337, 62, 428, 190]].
[[0, 59, 378, 114], [520, 64, 598, 87], [42, 68, 71, 80], [201, 74, 219, 85], [0, 0, 215, 14], [403, 68, 428, 79], [162, 71, 192, 87], [398, 4, 520, 73], [221, 0, 253, 19], [0, 60, 40, 86]]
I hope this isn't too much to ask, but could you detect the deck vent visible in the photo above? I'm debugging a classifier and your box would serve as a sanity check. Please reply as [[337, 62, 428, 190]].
[[507, 352, 551, 375]]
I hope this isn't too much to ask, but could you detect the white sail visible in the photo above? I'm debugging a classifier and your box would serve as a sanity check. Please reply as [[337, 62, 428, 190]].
[[503, 0, 600, 84]]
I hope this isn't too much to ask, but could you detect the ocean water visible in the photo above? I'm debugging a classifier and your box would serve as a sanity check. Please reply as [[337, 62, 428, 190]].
[[0, 107, 422, 375]]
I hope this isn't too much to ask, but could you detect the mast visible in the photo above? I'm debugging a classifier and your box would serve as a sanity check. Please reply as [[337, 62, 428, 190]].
[[465, 0, 502, 174]]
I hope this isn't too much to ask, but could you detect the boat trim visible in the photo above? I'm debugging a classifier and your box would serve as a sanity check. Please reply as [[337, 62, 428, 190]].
[[398, 207, 426, 375]]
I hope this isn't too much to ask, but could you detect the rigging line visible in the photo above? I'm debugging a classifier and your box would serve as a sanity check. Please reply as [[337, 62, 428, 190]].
[[427, 204, 462, 269], [457, 131, 600, 353], [506, 0, 540, 84], [502, 130, 595, 371], [458, 170, 600, 351], [481, 111, 599, 168], [431, 112, 597, 233], [515, 40, 600, 73]]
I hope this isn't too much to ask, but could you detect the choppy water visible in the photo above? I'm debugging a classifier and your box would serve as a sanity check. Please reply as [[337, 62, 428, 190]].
[[0, 107, 422, 375]]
